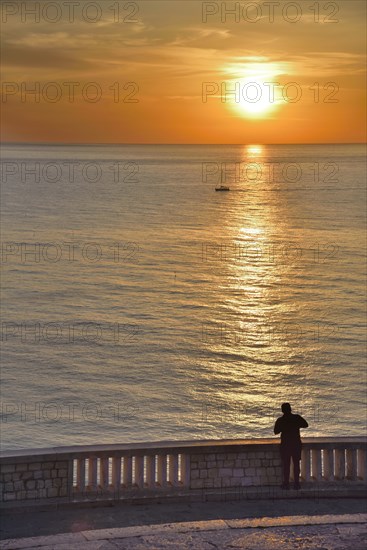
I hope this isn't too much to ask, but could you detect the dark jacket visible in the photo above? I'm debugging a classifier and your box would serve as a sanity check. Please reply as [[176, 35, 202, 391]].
[[274, 412, 308, 450]]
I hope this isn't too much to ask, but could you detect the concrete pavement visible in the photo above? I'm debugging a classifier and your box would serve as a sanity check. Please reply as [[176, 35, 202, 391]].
[[1, 513, 367, 549], [1, 497, 367, 549]]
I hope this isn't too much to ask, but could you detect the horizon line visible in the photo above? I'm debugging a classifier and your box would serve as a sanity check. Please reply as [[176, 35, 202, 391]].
[[1, 141, 366, 146]]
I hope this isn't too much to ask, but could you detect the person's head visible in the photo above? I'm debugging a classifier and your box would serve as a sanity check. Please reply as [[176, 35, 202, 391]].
[[281, 402, 292, 414]]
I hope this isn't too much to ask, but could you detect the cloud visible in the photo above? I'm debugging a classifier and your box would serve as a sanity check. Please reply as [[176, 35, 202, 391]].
[[2, 44, 94, 70], [278, 52, 367, 77]]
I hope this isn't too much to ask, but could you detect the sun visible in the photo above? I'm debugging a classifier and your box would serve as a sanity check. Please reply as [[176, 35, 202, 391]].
[[223, 61, 285, 119], [235, 78, 281, 117]]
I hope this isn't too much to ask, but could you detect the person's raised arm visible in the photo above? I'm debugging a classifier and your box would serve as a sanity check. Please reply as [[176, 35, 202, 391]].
[[298, 415, 308, 428]]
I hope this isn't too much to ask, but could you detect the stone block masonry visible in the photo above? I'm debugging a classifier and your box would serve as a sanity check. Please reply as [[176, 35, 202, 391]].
[[0, 458, 69, 501], [190, 448, 282, 490]]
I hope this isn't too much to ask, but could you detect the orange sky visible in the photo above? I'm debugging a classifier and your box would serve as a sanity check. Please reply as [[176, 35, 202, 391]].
[[1, 0, 366, 143]]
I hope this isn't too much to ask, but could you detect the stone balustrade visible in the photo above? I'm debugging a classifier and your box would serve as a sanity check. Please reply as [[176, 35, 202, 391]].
[[0, 437, 365, 505]]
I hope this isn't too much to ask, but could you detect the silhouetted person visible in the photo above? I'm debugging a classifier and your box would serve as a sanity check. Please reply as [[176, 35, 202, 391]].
[[274, 403, 308, 490]]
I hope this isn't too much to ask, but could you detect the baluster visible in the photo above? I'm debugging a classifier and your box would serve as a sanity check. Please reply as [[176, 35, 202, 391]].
[[180, 455, 190, 487], [180, 454, 190, 487], [323, 449, 334, 481], [301, 447, 311, 481], [334, 448, 345, 480], [77, 458, 86, 492], [111, 456, 121, 491], [346, 448, 357, 480], [311, 449, 322, 481], [100, 457, 109, 489], [168, 454, 179, 486], [157, 454, 167, 487], [123, 456, 132, 488], [134, 456, 144, 488], [145, 455, 156, 488], [357, 448, 366, 481], [88, 457, 98, 489]]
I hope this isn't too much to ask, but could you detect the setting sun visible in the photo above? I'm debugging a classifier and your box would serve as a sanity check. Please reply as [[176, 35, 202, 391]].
[[224, 61, 285, 119]]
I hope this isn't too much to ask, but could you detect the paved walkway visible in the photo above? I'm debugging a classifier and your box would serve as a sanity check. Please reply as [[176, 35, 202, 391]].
[[1, 514, 367, 549]]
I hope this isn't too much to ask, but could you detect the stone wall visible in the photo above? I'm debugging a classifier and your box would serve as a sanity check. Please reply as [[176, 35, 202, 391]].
[[1, 438, 366, 506], [1, 458, 69, 502], [190, 448, 281, 489]]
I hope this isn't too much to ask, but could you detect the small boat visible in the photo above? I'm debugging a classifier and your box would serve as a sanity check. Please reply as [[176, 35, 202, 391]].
[[215, 172, 230, 191]]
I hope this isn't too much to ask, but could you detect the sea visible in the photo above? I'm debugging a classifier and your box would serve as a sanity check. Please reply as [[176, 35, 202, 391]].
[[0, 143, 366, 450]]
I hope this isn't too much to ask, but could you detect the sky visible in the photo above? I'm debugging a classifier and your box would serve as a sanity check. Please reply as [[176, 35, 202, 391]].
[[1, 0, 366, 144]]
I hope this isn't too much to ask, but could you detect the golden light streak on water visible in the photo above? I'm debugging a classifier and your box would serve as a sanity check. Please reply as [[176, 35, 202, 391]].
[[198, 144, 312, 427]]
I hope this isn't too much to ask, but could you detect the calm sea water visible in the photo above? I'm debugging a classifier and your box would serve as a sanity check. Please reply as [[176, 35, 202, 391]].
[[1, 143, 366, 450]]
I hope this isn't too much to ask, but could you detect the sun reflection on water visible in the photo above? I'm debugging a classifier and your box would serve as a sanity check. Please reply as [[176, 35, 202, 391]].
[[198, 144, 309, 435], [246, 144, 264, 156]]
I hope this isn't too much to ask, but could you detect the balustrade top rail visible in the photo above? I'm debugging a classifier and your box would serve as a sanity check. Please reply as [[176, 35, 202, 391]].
[[1, 437, 365, 462]]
